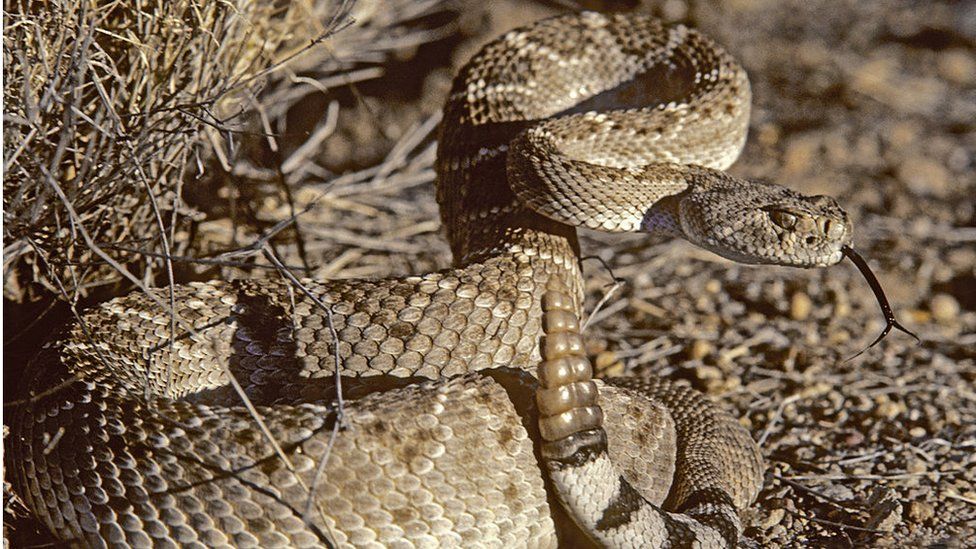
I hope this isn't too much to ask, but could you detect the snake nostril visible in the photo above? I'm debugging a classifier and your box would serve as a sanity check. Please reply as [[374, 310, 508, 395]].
[[805, 236, 816, 245], [825, 219, 845, 240]]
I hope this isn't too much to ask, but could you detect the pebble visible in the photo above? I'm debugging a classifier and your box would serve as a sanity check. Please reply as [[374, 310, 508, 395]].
[[820, 484, 855, 502], [930, 293, 960, 323], [661, 0, 688, 20], [938, 49, 976, 85], [827, 329, 851, 345], [790, 292, 813, 321], [897, 155, 952, 198], [832, 291, 851, 318], [689, 339, 714, 361], [756, 123, 780, 146], [843, 430, 865, 446], [769, 524, 788, 540], [874, 396, 907, 419], [761, 508, 786, 530], [887, 120, 919, 149], [907, 500, 935, 523], [853, 57, 946, 115], [946, 409, 962, 425], [594, 351, 624, 377], [782, 136, 819, 176], [705, 278, 722, 294], [906, 457, 928, 474], [866, 487, 903, 532], [909, 309, 932, 324]]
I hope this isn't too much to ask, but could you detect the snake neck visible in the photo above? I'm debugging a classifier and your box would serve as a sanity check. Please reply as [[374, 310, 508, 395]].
[[436, 118, 583, 297], [454, 209, 581, 271]]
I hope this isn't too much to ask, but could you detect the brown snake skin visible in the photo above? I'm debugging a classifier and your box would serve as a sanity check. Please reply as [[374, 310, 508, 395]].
[[8, 12, 856, 548]]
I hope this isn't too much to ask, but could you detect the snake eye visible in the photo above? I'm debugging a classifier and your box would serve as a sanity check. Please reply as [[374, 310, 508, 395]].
[[769, 210, 798, 230]]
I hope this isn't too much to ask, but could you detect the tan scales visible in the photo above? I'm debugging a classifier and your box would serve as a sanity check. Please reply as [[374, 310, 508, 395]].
[[9, 12, 860, 548]]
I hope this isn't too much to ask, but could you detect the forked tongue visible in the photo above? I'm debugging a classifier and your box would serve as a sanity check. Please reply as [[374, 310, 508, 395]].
[[842, 245, 920, 361]]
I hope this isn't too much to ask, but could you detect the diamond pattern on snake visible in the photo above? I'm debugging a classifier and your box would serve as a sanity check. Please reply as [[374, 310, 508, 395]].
[[13, 11, 914, 549]]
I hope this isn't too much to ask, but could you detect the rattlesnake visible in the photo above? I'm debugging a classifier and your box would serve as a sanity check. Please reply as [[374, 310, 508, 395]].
[[8, 12, 859, 548]]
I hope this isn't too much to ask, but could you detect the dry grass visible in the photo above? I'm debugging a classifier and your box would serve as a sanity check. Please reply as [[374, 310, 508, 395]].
[[6, 0, 276, 300], [2, 0, 453, 305]]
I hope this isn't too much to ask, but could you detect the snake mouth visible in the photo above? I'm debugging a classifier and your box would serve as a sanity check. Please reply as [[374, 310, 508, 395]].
[[790, 247, 846, 268], [695, 229, 849, 268], [799, 242, 848, 267]]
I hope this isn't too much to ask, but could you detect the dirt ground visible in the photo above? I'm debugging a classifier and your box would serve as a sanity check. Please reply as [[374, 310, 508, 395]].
[[5, 0, 975, 546]]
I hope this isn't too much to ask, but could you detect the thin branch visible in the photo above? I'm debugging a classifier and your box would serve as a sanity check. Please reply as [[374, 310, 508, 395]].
[[259, 244, 344, 532]]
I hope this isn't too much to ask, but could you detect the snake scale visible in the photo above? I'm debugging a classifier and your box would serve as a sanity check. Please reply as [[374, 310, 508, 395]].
[[8, 12, 856, 548]]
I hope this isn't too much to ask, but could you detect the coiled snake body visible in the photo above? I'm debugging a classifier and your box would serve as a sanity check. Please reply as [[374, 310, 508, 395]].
[[9, 12, 853, 548]]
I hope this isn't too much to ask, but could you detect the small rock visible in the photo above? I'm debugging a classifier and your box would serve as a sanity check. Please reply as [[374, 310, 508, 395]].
[[830, 283, 851, 318], [585, 338, 608, 357], [875, 395, 907, 419], [761, 508, 786, 530], [820, 483, 855, 502], [843, 430, 865, 447], [946, 409, 961, 425], [594, 351, 624, 377], [930, 293, 960, 323], [897, 156, 951, 198], [866, 487, 903, 532], [887, 121, 919, 149], [853, 57, 946, 115], [790, 292, 813, 321], [661, 0, 688, 20], [828, 329, 851, 345], [689, 339, 714, 361], [798, 382, 831, 399], [938, 49, 976, 85], [907, 500, 935, 523], [907, 457, 928, 474], [705, 279, 722, 294]]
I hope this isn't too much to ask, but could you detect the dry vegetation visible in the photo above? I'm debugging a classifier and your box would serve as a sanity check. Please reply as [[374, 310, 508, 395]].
[[4, 0, 974, 546], [2, 0, 452, 303], [5, 0, 314, 301]]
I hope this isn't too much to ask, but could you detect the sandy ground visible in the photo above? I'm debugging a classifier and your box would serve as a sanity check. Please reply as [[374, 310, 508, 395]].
[[5, 0, 974, 546]]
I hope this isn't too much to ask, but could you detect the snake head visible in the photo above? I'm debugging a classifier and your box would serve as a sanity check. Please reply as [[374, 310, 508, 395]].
[[679, 182, 853, 267]]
